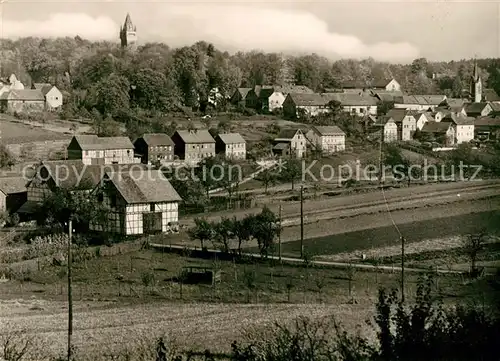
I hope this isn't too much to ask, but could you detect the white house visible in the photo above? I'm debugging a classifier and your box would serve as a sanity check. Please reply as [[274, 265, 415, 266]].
[[261, 85, 314, 112], [273, 129, 307, 158], [442, 114, 475, 144], [308, 126, 346, 154], [371, 78, 401, 92], [91, 169, 181, 235], [334, 93, 378, 116], [413, 112, 433, 130], [67, 135, 138, 165], [387, 109, 416, 141], [379, 116, 398, 143], [215, 133, 246, 160], [32, 83, 63, 110]]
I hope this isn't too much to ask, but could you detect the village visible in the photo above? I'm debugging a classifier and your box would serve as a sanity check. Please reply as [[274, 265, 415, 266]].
[[0, 11, 499, 361]]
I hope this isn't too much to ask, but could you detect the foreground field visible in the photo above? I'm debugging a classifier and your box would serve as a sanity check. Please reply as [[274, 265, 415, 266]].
[[0, 247, 497, 359]]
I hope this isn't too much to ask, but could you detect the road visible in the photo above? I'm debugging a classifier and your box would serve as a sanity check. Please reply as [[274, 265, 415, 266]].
[[182, 180, 500, 227]]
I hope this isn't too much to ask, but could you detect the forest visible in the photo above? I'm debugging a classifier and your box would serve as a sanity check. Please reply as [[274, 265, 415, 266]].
[[3, 37, 500, 122]]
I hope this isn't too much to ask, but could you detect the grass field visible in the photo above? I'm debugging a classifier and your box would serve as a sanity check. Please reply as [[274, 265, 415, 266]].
[[0, 117, 70, 144], [276, 210, 500, 258]]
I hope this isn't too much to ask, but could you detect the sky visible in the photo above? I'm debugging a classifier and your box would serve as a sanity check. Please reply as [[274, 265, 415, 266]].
[[0, 0, 499, 63]]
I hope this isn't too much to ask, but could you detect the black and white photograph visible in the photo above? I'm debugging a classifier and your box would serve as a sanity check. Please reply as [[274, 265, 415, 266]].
[[0, 0, 499, 360]]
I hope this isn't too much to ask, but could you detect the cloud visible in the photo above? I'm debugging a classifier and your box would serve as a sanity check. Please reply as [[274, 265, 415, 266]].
[[1, 13, 117, 41], [1, 5, 420, 62]]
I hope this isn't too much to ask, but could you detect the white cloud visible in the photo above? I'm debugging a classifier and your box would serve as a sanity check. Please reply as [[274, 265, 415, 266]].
[[1, 13, 117, 40], [1, 5, 420, 62]]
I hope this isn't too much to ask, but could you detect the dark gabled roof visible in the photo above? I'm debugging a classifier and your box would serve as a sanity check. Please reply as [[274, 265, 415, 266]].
[[258, 85, 314, 99], [483, 89, 500, 102], [138, 133, 174, 146], [444, 98, 466, 109], [312, 126, 345, 136], [442, 113, 475, 125], [475, 116, 500, 127], [489, 102, 500, 112], [174, 130, 215, 144], [398, 95, 446, 105], [33, 83, 54, 96], [370, 78, 394, 88], [421, 122, 452, 133], [465, 102, 490, 112], [252, 85, 274, 97], [276, 128, 302, 140], [0, 89, 45, 101], [32, 160, 148, 190], [0, 177, 28, 194], [386, 109, 410, 123], [105, 169, 181, 204], [376, 115, 395, 125], [273, 142, 290, 150], [288, 93, 334, 106], [217, 133, 246, 144], [342, 80, 368, 89], [333, 93, 378, 106], [71, 135, 134, 150]]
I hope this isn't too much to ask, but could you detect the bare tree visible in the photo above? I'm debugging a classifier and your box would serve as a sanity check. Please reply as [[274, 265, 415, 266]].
[[463, 232, 488, 276], [0, 329, 35, 361]]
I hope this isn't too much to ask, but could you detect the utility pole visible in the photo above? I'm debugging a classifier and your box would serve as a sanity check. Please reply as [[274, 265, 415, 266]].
[[67, 219, 73, 361], [278, 203, 282, 262], [300, 185, 304, 258], [401, 236, 405, 303], [379, 128, 384, 184]]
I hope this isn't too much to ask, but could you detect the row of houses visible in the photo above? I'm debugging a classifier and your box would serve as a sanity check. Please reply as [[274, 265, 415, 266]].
[[0, 75, 63, 113], [67, 131, 247, 167]]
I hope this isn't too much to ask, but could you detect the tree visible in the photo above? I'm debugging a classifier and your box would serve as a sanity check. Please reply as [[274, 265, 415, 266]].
[[0, 145, 15, 169], [449, 143, 476, 180], [280, 158, 302, 190], [463, 232, 487, 276], [255, 168, 278, 193], [90, 74, 130, 116], [213, 217, 234, 253], [188, 217, 214, 249], [231, 215, 254, 256], [378, 101, 395, 116], [252, 206, 280, 258]]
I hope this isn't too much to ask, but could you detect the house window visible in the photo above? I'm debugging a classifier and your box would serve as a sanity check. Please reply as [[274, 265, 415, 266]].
[[110, 194, 117, 208], [150, 203, 155, 212], [85, 150, 89, 156]]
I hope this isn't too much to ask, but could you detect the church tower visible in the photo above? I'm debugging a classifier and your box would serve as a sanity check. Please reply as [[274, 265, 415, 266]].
[[470, 58, 482, 103], [120, 13, 137, 50]]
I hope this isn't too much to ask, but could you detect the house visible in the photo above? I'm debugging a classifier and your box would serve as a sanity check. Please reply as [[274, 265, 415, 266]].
[[244, 85, 274, 109], [433, 108, 452, 122], [0, 177, 28, 214], [440, 98, 468, 115], [273, 129, 306, 158], [420, 122, 455, 146], [333, 93, 378, 116], [134, 133, 174, 165], [90, 169, 181, 235], [474, 116, 500, 140], [394, 95, 446, 111], [283, 93, 336, 118], [0, 89, 45, 113], [171, 129, 216, 164], [308, 126, 346, 154], [386, 109, 417, 141], [32, 83, 63, 110], [412, 112, 434, 131], [483, 89, 500, 103], [18, 160, 148, 217], [247, 85, 314, 112], [370, 78, 401, 92], [230, 88, 252, 107], [67, 135, 137, 165], [441, 113, 475, 144], [377, 116, 398, 143], [489, 102, 500, 114], [464, 102, 492, 117], [215, 133, 246, 160]]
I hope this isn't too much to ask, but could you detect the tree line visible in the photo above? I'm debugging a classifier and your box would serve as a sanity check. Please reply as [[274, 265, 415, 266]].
[[4, 37, 500, 121]]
